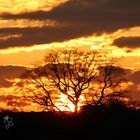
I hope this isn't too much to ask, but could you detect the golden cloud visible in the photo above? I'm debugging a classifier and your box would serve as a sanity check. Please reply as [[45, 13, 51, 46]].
[[0, 0, 69, 14]]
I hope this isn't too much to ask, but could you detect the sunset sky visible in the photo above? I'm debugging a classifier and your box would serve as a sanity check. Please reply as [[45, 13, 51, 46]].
[[0, 0, 140, 111]]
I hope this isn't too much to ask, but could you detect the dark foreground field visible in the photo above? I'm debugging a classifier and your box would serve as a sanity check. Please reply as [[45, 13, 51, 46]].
[[0, 104, 140, 140]]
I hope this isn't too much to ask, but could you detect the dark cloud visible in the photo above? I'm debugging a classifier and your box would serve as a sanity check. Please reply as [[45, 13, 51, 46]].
[[0, 26, 93, 49], [113, 37, 140, 48], [0, 79, 13, 88], [0, 65, 26, 87], [0, 0, 140, 48], [124, 70, 140, 101], [130, 71, 140, 84], [128, 84, 140, 101]]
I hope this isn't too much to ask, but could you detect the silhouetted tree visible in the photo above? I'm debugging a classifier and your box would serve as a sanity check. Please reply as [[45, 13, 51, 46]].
[[21, 48, 128, 114], [88, 64, 128, 106]]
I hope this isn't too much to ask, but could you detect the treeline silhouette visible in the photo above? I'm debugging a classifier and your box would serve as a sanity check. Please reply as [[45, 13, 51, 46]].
[[0, 101, 140, 139]]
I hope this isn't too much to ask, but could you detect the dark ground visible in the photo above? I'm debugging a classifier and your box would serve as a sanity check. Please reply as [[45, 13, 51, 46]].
[[0, 104, 140, 140]]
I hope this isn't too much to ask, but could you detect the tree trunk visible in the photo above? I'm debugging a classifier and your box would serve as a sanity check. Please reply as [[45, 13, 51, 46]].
[[74, 98, 79, 115]]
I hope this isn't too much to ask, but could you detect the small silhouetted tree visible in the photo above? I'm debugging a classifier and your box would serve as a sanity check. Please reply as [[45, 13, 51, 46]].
[[87, 63, 128, 106]]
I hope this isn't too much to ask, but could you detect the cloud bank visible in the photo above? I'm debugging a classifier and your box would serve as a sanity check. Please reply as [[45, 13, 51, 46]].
[[0, 0, 140, 49]]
